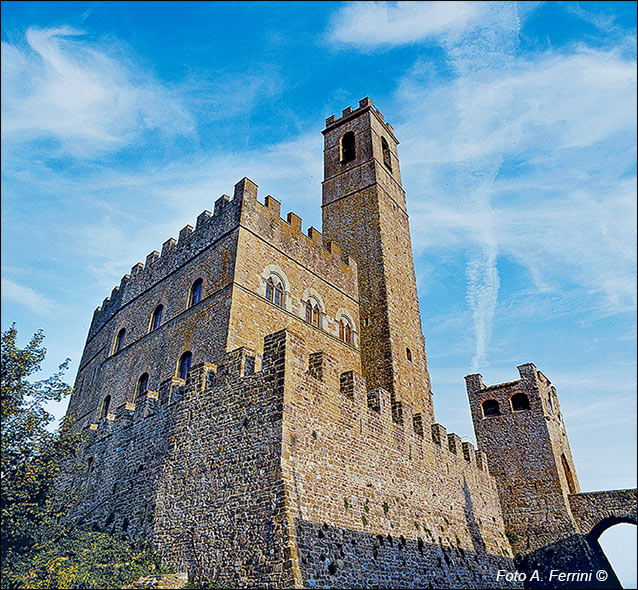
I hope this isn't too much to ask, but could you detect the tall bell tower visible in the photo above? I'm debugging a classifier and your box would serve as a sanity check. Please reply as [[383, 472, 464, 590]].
[[322, 97, 433, 423]]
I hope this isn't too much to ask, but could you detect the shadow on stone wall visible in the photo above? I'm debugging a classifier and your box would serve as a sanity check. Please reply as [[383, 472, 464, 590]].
[[294, 519, 519, 589], [515, 534, 621, 589]]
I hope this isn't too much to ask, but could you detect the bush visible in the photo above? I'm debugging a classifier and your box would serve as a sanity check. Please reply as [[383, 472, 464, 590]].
[[2, 528, 167, 589]]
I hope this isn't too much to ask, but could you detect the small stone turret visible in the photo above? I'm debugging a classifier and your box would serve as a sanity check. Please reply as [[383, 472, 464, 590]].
[[466, 365, 630, 589]]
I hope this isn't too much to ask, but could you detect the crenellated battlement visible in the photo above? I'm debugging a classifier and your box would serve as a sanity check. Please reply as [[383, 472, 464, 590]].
[[323, 96, 397, 143], [86, 328, 488, 482], [68, 97, 622, 589], [246, 182, 357, 272], [277, 329, 491, 481], [87, 178, 356, 341]]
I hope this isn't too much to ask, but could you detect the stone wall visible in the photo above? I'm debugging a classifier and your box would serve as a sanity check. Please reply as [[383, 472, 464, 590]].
[[568, 489, 638, 537], [278, 329, 518, 588], [65, 377, 182, 543], [65, 328, 520, 588], [227, 181, 361, 368], [67, 181, 247, 430], [68, 177, 361, 435], [153, 334, 295, 588]]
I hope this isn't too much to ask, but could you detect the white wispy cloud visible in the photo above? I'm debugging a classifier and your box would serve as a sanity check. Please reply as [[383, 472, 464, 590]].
[[2, 278, 58, 315], [402, 48, 637, 310], [327, 1, 484, 48], [329, 1, 636, 368], [1, 26, 195, 158], [6, 130, 324, 296]]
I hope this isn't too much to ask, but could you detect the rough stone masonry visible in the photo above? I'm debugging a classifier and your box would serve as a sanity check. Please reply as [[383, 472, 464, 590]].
[[64, 98, 636, 589]]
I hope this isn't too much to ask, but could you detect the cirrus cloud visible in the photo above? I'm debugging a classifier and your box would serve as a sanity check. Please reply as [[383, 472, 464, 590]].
[[1, 26, 195, 158]]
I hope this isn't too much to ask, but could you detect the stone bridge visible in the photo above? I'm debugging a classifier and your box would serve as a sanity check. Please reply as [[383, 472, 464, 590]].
[[569, 488, 637, 540]]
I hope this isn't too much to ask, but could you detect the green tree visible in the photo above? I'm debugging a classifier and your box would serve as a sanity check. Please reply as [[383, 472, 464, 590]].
[[1, 325, 169, 589], [1, 324, 76, 557]]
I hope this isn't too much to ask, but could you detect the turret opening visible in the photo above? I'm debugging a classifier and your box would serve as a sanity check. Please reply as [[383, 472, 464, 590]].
[[482, 399, 501, 417], [510, 392, 530, 411], [340, 131, 356, 163]]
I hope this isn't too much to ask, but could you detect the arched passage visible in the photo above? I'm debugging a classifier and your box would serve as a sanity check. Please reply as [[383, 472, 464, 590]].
[[588, 515, 637, 542], [569, 490, 637, 589], [597, 523, 637, 589]]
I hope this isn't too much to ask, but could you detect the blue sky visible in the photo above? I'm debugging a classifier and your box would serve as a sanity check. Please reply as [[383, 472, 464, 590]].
[[1, 1, 636, 583]]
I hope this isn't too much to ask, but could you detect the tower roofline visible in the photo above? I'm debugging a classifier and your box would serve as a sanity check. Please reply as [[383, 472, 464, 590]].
[[322, 97, 399, 144]]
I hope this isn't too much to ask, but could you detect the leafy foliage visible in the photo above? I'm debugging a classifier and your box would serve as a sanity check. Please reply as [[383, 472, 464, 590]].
[[1, 325, 169, 589], [3, 529, 165, 589], [1, 324, 77, 557]]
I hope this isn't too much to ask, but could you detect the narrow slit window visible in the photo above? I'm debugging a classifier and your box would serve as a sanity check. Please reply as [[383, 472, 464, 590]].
[[135, 373, 149, 400], [100, 395, 111, 419], [561, 453, 576, 494], [341, 131, 356, 163], [150, 304, 163, 331], [406, 347, 412, 362], [381, 137, 392, 170], [114, 328, 126, 354]]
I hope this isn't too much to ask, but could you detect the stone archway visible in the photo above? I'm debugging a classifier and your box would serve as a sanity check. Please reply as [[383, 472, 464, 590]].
[[569, 489, 637, 539], [597, 523, 637, 589], [568, 489, 638, 589], [587, 516, 637, 544]]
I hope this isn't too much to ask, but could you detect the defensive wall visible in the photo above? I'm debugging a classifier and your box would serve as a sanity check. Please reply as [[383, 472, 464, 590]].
[[151, 329, 519, 588], [64, 96, 636, 589], [68, 178, 361, 434]]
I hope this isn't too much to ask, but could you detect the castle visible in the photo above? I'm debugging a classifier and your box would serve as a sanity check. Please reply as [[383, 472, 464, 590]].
[[66, 98, 636, 589]]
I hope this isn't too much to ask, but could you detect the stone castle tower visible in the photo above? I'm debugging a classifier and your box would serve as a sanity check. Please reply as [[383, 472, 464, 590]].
[[322, 99, 433, 421], [466, 363, 581, 555], [466, 365, 634, 589], [65, 98, 635, 589]]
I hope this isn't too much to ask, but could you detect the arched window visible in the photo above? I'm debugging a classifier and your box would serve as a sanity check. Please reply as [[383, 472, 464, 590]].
[[482, 399, 501, 417], [100, 395, 111, 419], [561, 453, 576, 494], [114, 328, 125, 354], [305, 300, 320, 327], [406, 347, 412, 362], [339, 318, 353, 345], [178, 351, 192, 380], [266, 277, 284, 307], [341, 131, 356, 163], [381, 137, 392, 170], [149, 305, 163, 331], [511, 392, 531, 411], [135, 373, 149, 400], [188, 278, 203, 308]]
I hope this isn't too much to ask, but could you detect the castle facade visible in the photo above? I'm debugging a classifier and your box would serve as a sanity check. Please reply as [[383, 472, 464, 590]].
[[66, 98, 635, 589]]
